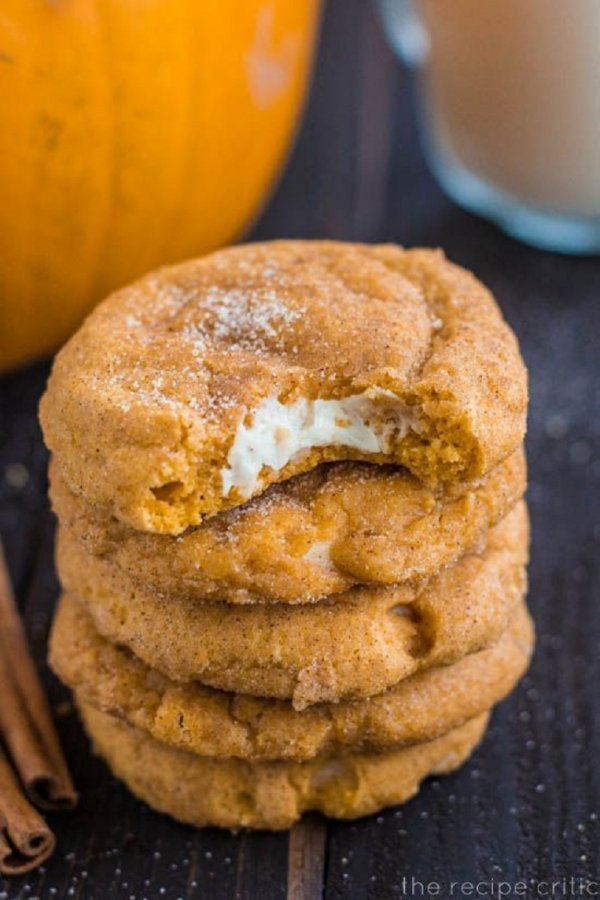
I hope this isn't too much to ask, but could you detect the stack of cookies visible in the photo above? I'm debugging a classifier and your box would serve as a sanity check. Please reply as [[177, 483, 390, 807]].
[[41, 241, 532, 830]]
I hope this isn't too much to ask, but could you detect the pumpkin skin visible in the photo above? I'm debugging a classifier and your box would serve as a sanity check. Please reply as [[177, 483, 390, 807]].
[[0, 0, 321, 373]]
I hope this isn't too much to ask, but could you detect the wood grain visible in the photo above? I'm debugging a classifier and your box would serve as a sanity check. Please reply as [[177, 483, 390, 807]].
[[287, 818, 327, 900], [0, 0, 599, 896]]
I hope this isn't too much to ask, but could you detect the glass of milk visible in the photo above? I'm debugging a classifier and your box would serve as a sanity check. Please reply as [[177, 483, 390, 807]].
[[378, 0, 600, 254]]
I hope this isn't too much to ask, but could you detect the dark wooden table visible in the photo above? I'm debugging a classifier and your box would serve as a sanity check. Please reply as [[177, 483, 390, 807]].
[[1, 1, 599, 897]]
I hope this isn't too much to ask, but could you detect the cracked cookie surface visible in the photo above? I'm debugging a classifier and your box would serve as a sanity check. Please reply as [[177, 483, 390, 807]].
[[56, 503, 528, 707], [80, 703, 488, 830], [50, 594, 533, 761], [40, 241, 527, 533], [50, 449, 525, 605]]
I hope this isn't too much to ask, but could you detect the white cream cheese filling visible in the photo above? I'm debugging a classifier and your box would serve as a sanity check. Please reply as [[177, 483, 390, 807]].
[[221, 389, 417, 498], [302, 541, 333, 569]]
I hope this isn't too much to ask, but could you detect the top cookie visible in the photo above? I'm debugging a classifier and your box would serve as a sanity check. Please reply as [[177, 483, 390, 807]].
[[40, 241, 527, 533]]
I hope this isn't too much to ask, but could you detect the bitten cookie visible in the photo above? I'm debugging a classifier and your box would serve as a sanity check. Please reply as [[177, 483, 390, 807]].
[[80, 703, 489, 830], [50, 449, 526, 604], [50, 595, 534, 761], [40, 241, 527, 533], [56, 503, 528, 707]]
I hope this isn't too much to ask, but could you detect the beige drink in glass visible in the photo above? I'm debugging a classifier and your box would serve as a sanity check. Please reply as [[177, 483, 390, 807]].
[[379, 0, 600, 253]]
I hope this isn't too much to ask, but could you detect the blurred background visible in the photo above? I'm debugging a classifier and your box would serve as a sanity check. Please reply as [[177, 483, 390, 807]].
[[0, 0, 599, 897]]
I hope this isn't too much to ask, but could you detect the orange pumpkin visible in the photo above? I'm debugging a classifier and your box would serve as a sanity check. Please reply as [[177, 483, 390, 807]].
[[0, 0, 321, 372]]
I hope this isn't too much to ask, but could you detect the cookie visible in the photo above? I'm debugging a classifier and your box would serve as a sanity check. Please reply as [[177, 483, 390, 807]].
[[50, 449, 526, 605], [50, 594, 533, 761], [56, 503, 528, 707], [40, 241, 527, 533], [80, 702, 489, 830]]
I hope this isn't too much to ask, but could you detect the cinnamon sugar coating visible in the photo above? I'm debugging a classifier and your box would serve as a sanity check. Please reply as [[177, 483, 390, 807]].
[[40, 241, 527, 534], [80, 704, 488, 830], [50, 594, 533, 762], [55, 504, 528, 707], [50, 449, 526, 605]]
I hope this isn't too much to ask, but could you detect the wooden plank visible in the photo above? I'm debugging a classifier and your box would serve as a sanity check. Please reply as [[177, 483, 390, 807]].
[[287, 817, 327, 900], [233, 832, 288, 900]]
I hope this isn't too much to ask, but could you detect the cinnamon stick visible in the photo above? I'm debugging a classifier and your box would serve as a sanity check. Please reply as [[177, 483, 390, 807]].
[[0, 541, 77, 810], [0, 746, 55, 875]]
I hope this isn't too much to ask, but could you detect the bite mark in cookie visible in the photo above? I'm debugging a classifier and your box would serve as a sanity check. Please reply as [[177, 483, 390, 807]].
[[40, 241, 527, 533], [221, 388, 420, 499], [49, 449, 527, 604]]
